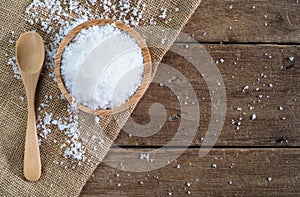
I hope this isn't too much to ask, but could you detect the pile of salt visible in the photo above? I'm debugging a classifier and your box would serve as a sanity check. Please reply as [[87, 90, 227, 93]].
[[61, 24, 144, 110]]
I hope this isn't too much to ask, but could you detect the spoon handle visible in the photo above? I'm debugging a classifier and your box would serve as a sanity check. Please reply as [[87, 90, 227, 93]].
[[24, 91, 41, 182]]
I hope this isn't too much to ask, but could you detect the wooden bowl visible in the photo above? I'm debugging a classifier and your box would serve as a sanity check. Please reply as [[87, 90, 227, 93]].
[[54, 19, 152, 116]]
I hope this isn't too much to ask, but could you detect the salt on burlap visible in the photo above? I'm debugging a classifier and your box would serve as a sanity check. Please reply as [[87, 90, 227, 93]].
[[0, 0, 201, 196]]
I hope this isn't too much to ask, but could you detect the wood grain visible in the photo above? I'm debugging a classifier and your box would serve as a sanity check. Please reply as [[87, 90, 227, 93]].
[[81, 1, 300, 196], [114, 43, 300, 147], [179, 0, 300, 43], [81, 148, 300, 196]]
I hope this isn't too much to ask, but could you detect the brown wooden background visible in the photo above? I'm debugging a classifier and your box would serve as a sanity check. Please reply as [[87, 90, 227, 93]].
[[81, 0, 300, 196]]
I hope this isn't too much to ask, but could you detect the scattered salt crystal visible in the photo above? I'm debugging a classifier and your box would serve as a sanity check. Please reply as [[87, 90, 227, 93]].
[[8, 56, 21, 80], [278, 106, 283, 111], [161, 38, 167, 44], [242, 85, 249, 92], [250, 114, 257, 120], [202, 32, 207, 36], [159, 7, 167, 19], [167, 192, 172, 196], [219, 58, 225, 63], [139, 153, 150, 162], [149, 17, 157, 26], [289, 57, 294, 61], [186, 182, 192, 187], [236, 107, 242, 111], [139, 181, 144, 185], [269, 84, 273, 88], [175, 7, 180, 12], [229, 5, 233, 10], [94, 116, 100, 124], [211, 164, 217, 168], [117, 183, 121, 187], [267, 177, 272, 182], [20, 96, 24, 102], [176, 164, 181, 169], [187, 191, 191, 194]]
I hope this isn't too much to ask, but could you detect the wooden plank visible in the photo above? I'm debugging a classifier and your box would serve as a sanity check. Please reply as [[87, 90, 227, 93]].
[[179, 0, 300, 43], [114, 43, 300, 146], [80, 148, 300, 196]]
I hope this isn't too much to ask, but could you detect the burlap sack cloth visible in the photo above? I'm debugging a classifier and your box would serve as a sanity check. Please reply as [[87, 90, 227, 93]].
[[0, 0, 200, 196]]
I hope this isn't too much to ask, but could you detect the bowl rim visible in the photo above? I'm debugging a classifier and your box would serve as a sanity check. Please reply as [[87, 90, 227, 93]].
[[54, 19, 152, 116]]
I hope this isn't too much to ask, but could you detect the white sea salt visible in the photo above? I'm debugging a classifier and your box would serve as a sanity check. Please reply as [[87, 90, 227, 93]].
[[242, 85, 249, 92], [159, 7, 167, 19], [20, 96, 25, 102], [289, 57, 294, 61], [139, 153, 150, 162], [186, 182, 192, 187], [61, 24, 144, 110], [250, 114, 257, 120]]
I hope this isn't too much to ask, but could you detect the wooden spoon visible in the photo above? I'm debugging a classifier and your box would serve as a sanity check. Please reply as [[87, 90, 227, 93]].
[[16, 31, 45, 181]]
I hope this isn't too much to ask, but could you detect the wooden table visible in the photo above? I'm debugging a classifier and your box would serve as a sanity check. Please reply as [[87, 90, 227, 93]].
[[81, 1, 300, 196]]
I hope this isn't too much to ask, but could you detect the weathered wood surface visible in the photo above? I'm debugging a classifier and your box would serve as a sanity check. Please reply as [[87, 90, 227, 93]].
[[114, 44, 300, 147], [180, 0, 300, 43], [81, 0, 300, 196], [81, 148, 300, 196]]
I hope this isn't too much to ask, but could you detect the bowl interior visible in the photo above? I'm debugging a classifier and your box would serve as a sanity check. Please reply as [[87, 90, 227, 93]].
[[54, 19, 152, 116]]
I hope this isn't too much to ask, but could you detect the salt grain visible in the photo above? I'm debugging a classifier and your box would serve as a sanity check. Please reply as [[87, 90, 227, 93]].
[[250, 114, 257, 120], [242, 85, 249, 92]]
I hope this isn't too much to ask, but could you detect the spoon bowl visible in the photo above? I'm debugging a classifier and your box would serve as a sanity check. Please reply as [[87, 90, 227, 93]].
[[16, 32, 45, 73], [16, 31, 45, 182]]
